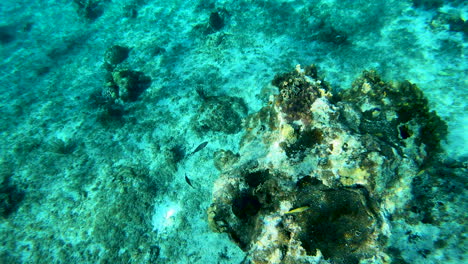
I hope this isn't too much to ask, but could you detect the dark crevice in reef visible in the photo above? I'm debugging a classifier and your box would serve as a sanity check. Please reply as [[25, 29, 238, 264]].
[[295, 183, 380, 264], [280, 128, 324, 161], [244, 169, 270, 188], [232, 191, 262, 221]]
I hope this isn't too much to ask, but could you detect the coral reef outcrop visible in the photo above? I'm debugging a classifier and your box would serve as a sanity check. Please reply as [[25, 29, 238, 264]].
[[208, 65, 448, 264]]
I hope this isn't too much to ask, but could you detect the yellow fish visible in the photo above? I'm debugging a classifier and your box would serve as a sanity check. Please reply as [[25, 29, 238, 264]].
[[285, 206, 310, 214]]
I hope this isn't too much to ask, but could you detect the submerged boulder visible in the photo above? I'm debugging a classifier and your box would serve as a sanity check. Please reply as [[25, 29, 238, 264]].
[[208, 65, 448, 264]]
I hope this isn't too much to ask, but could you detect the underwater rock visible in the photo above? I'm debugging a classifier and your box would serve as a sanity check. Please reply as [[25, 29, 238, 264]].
[[104, 45, 130, 69], [73, 0, 104, 21], [338, 70, 447, 160], [192, 9, 228, 35], [192, 95, 247, 135], [105, 68, 152, 102], [208, 65, 448, 264], [98, 46, 151, 105]]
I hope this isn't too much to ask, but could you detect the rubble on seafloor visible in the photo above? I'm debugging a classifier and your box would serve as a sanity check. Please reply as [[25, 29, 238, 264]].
[[207, 65, 452, 264]]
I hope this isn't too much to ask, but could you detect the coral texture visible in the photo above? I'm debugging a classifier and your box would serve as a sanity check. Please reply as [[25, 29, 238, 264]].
[[208, 65, 448, 264]]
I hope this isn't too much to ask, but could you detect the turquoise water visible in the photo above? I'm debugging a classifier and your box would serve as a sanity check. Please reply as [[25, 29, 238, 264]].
[[0, 1, 466, 263]]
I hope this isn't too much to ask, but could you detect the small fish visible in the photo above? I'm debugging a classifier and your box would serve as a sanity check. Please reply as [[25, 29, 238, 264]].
[[285, 206, 310, 214], [416, 170, 425, 176], [371, 107, 381, 118], [189, 141, 208, 156], [185, 174, 194, 188]]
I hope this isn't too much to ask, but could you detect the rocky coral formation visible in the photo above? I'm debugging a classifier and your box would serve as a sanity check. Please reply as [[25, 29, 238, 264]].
[[88, 44, 152, 127], [104, 68, 151, 102], [208, 65, 448, 264]]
